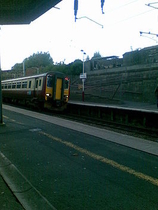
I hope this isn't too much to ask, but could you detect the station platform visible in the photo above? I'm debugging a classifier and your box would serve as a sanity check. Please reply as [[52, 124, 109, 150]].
[[0, 103, 158, 209], [0, 123, 24, 209], [68, 100, 158, 112], [68, 100, 158, 132], [0, 172, 23, 209]]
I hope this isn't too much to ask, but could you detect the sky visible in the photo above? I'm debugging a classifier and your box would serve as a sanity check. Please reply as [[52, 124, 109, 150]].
[[0, 0, 158, 70]]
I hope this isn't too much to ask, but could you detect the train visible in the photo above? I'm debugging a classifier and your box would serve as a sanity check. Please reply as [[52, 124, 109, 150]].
[[1, 71, 70, 111]]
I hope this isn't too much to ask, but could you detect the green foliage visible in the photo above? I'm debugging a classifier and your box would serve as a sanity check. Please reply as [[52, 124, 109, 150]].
[[10, 52, 83, 78], [86, 55, 90, 61], [11, 63, 23, 71], [24, 52, 54, 68], [43, 59, 82, 76], [68, 59, 83, 75], [11, 52, 54, 72], [92, 51, 102, 60]]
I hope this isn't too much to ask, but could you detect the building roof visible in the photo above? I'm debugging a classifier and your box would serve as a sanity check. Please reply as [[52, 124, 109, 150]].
[[0, 0, 62, 25]]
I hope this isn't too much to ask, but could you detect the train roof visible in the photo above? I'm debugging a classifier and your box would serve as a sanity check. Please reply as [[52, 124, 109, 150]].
[[2, 71, 64, 83]]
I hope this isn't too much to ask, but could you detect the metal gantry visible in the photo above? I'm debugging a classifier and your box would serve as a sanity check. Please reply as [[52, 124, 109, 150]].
[[139, 3, 158, 42], [140, 31, 158, 43], [145, 2, 158, 9]]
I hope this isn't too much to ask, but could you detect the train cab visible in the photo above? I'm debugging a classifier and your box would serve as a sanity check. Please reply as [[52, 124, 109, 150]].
[[44, 72, 65, 109]]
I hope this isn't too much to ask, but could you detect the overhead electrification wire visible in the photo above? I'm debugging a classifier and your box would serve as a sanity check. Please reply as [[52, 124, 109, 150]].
[[105, 0, 139, 13], [140, 31, 158, 37], [140, 34, 158, 43], [146, 2, 158, 9], [140, 31, 158, 43], [76, 16, 103, 28], [111, 8, 154, 26], [147, 1, 158, 3], [144, 2, 158, 39]]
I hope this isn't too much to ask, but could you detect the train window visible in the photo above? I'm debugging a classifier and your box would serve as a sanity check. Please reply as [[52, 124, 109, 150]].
[[5, 84, 7, 89], [29, 81, 31, 89], [8, 83, 11, 89], [17, 82, 21, 89], [12, 83, 16, 89], [22, 81, 27, 88], [36, 80, 38, 88], [47, 75, 53, 87], [64, 79, 69, 89], [2, 85, 4, 89], [39, 79, 41, 87]]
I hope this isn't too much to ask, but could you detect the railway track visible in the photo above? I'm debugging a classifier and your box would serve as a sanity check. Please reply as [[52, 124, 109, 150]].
[[3, 102, 158, 143], [59, 112, 158, 142]]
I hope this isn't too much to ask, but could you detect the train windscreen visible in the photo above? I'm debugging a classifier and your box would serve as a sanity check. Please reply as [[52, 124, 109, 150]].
[[47, 75, 53, 87]]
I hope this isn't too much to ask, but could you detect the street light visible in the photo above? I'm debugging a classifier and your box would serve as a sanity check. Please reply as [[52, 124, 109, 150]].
[[81, 49, 86, 101]]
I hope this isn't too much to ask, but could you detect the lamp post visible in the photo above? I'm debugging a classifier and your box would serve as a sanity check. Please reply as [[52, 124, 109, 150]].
[[81, 50, 86, 101], [23, 60, 25, 77]]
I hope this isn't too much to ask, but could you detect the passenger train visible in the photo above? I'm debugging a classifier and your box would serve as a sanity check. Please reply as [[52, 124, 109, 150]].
[[2, 72, 70, 110]]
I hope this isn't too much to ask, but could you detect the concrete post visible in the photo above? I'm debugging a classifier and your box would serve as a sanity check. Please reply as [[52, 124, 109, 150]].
[[0, 27, 2, 124], [0, 68, 2, 124]]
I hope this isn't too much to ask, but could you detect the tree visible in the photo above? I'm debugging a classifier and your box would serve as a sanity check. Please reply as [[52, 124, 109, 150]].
[[68, 59, 82, 75], [10, 52, 82, 77], [11, 63, 23, 71], [86, 55, 90, 61], [52, 59, 82, 75], [91, 51, 101, 60], [23, 52, 54, 68]]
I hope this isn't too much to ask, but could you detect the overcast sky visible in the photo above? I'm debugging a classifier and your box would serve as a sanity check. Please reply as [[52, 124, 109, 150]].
[[1, 0, 158, 70]]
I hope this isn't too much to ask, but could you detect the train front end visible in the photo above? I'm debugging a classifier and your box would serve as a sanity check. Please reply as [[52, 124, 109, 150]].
[[44, 72, 68, 110]]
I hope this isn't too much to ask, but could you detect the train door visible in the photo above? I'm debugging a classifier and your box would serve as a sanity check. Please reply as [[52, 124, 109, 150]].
[[64, 77, 70, 102], [34, 77, 43, 98], [55, 78, 62, 100], [34, 78, 39, 97]]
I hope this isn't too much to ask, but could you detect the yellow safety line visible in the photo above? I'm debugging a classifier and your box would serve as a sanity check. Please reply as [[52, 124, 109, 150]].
[[3, 115, 24, 125], [40, 131, 158, 187], [3, 115, 9, 119]]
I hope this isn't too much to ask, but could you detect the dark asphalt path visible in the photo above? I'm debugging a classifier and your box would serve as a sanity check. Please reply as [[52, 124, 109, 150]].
[[0, 175, 24, 210], [1, 107, 158, 209]]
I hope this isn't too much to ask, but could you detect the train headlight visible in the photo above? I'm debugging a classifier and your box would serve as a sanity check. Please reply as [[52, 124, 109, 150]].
[[46, 93, 51, 97]]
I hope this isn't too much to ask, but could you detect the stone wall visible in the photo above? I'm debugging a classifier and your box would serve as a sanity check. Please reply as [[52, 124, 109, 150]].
[[69, 63, 158, 105], [85, 45, 158, 72], [123, 45, 158, 66]]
